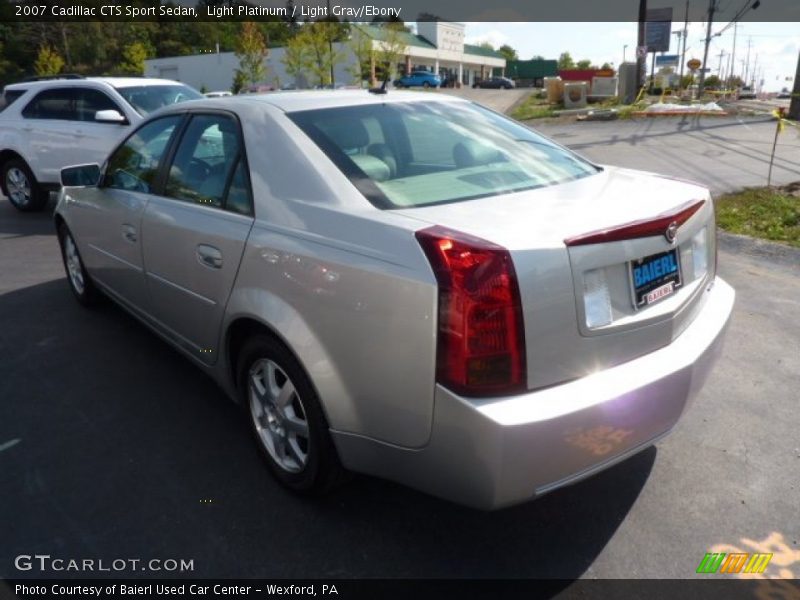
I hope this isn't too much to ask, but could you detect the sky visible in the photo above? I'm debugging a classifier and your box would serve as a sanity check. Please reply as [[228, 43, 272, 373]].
[[461, 21, 799, 91]]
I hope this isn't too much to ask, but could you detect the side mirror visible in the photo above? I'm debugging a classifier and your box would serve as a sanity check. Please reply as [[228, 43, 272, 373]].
[[60, 164, 101, 187], [95, 109, 127, 124]]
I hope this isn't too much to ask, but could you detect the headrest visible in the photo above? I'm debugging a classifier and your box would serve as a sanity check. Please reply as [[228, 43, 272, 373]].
[[350, 154, 391, 182], [320, 117, 369, 150]]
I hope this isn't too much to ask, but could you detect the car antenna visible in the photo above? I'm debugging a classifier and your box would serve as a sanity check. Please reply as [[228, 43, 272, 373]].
[[368, 64, 390, 95]]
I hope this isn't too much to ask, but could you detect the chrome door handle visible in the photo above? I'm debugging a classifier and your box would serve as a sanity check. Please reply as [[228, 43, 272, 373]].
[[122, 224, 137, 243], [197, 244, 223, 269]]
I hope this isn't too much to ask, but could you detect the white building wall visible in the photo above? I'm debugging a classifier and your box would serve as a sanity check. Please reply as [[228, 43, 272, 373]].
[[145, 45, 360, 92]]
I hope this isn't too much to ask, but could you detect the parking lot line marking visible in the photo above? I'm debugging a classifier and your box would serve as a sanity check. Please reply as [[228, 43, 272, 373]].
[[0, 438, 20, 453]]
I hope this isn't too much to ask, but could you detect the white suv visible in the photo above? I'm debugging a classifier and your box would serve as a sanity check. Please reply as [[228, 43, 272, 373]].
[[0, 76, 202, 211]]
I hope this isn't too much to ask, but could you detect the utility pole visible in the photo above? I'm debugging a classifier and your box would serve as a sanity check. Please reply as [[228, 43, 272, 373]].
[[636, 0, 647, 92], [788, 48, 800, 120], [326, 0, 335, 86], [744, 38, 752, 85], [730, 22, 738, 87], [751, 54, 758, 88], [698, 0, 717, 91], [717, 49, 726, 79], [680, 0, 689, 88]]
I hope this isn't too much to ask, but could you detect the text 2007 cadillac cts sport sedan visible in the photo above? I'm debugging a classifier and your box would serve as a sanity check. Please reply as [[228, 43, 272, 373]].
[[54, 91, 734, 509]]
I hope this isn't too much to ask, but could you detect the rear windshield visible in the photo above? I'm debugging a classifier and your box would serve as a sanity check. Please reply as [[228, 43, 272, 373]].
[[0, 89, 27, 112], [289, 101, 599, 209], [114, 84, 202, 116]]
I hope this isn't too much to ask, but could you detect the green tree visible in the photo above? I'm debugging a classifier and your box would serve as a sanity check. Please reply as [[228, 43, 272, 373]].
[[576, 59, 593, 69], [703, 75, 720, 89], [600, 62, 612, 70], [478, 41, 495, 51], [557, 52, 575, 70], [34, 45, 65, 77], [232, 70, 248, 94], [531, 54, 546, 61], [235, 21, 268, 86], [374, 22, 407, 82], [282, 33, 307, 86], [348, 25, 375, 87], [497, 44, 518, 62], [119, 42, 148, 76]]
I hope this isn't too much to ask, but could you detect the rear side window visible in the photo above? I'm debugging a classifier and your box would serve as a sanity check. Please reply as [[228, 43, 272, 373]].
[[0, 89, 26, 112], [21, 88, 78, 120], [105, 116, 182, 193]]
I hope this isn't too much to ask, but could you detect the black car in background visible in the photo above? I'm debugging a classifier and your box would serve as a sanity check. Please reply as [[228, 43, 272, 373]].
[[473, 77, 516, 89]]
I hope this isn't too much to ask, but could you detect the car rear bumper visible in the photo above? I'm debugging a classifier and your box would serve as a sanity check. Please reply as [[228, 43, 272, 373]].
[[333, 277, 734, 510]]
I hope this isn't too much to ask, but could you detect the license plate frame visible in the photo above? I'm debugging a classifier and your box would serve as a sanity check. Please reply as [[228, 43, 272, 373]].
[[629, 248, 683, 309]]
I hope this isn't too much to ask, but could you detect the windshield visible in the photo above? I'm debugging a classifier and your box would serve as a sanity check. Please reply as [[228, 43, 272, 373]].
[[289, 101, 599, 209], [114, 84, 202, 116]]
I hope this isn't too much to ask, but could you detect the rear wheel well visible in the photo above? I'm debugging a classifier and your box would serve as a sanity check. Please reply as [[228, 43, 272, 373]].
[[226, 318, 342, 439], [228, 318, 297, 397]]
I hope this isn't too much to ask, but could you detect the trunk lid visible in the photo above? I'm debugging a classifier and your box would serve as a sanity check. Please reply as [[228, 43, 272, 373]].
[[398, 166, 716, 391]]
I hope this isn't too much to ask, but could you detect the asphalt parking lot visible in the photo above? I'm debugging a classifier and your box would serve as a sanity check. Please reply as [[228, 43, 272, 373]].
[[1, 121, 798, 581]]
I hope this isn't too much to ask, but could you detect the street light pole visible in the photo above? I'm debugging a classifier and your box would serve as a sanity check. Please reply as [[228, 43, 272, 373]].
[[623, 44, 628, 64]]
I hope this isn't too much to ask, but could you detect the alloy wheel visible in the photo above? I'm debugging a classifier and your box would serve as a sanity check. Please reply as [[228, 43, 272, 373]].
[[63, 234, 86, 295], [249, 358, 310, 473], [6, 167, 31, 207]]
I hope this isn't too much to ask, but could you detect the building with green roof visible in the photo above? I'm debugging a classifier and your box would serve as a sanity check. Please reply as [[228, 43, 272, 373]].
[[357, 22, 507, 87]]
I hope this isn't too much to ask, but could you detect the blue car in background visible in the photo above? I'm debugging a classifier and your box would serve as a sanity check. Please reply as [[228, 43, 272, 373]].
[[393, 71, 441, 89]]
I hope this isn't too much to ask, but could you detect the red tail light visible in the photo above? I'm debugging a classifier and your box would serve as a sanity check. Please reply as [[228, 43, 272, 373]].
[[416, 226, 526, 397]]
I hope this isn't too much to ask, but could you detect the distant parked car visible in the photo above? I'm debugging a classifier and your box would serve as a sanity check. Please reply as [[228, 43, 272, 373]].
[[738, 86, 757, 99], [473, 77, 516, 90], [204, 91, 232, 98], [239, 85, 275, 95], [776, 88, 791, 99], [393, 71, 441, 89], [0, 75, 202, 211]]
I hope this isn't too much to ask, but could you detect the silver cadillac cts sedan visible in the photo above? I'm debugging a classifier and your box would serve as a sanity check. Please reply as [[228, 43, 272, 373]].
[[54, 91, 734, 509]]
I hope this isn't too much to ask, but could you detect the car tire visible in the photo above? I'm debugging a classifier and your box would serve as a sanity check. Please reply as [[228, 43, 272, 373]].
[[2, 159, 47, 212], [423, 81, 431, 89], [238, 334, 347, 495], [57, 224, 102, 307], [395, 83, 403, 89]]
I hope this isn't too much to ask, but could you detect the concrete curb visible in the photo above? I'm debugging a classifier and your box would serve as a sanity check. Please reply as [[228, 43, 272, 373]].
[[717, 229, 800, 270]]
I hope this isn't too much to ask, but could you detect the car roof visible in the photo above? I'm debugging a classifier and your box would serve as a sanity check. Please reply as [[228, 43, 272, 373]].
[[164, 90, 468, 114], [4, 77, 183, 91]]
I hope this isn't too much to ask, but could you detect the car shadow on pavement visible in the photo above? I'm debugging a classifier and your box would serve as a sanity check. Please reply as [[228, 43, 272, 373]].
[[0, 278, 655, 583], [0, 197, 56, 238]]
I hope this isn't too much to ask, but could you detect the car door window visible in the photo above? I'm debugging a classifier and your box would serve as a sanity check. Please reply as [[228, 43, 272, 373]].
[[21, 88, 78, 120], [104, 116, 182, 193], [76, 89, 123, 122], [164, 114, 247, 212]]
